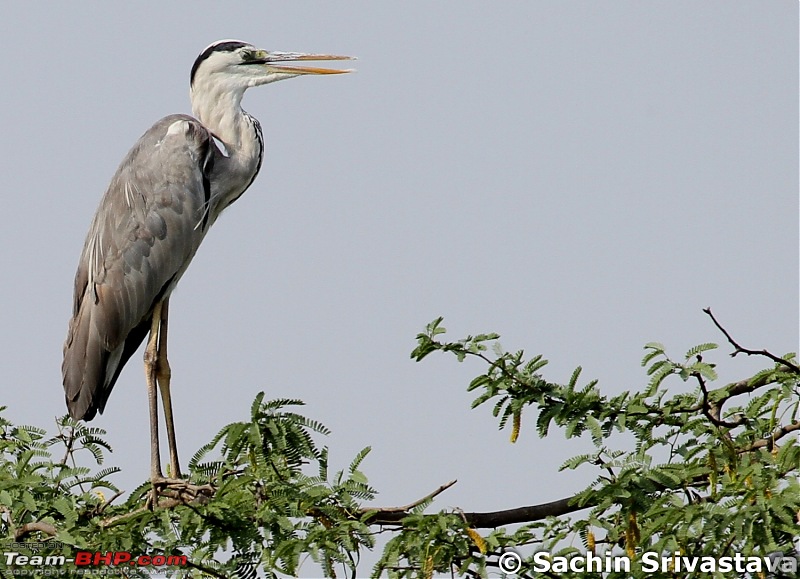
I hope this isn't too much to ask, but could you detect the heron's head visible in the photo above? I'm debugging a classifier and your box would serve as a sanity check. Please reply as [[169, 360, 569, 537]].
[[190, 40, 354, 96]]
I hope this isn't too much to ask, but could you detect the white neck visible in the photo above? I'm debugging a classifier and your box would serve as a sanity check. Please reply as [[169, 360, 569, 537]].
[[191, 81, 260, 158], [189, 79, 264, 217]]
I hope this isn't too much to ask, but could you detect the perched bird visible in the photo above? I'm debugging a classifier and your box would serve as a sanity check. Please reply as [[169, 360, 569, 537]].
[[62, 40, 353, 482]]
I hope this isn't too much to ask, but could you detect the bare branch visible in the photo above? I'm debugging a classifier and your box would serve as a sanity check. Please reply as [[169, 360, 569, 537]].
[[704, 308, 800, 373], [361, 479, 457, 517], [364, 493, 594, 528], [463, 495, 592, 528]]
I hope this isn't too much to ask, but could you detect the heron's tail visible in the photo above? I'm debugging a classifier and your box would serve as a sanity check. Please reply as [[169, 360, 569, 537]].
[[63, 297, 152, 421], [62, 300, 109, 421]]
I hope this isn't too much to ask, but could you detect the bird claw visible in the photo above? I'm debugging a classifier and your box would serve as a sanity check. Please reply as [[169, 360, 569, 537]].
[[148, 477, 215, 509]]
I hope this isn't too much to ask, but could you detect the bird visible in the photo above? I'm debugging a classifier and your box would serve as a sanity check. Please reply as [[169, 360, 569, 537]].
[[62, 40, 353, 485]]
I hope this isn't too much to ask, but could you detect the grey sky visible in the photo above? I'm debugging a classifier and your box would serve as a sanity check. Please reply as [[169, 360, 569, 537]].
[[0, 0, 796, 569]]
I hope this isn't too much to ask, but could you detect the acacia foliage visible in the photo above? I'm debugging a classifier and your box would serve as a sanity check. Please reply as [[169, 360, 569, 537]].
[[0, 315, 797, 578]]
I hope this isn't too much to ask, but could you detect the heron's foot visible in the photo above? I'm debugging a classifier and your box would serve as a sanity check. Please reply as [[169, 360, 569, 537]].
[[147, 477, 215, 509]]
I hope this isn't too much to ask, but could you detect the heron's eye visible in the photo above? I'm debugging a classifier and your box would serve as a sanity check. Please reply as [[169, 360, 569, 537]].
[[239, 49, 267, 65]]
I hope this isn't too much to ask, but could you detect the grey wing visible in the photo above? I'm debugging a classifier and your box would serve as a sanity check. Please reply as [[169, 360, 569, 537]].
[[63, 114, 217, 420]]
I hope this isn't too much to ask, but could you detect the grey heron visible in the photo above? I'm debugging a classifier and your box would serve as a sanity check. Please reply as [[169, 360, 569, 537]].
[[62, 40, 353, 486]]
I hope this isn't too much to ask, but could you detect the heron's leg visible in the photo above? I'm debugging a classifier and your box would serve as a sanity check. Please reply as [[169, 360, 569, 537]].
[[144, 301, 164, 483], [156, 298, 182, 479]]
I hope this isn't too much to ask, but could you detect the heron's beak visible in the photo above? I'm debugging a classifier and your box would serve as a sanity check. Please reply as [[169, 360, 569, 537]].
[[263, 51, 356, 75]]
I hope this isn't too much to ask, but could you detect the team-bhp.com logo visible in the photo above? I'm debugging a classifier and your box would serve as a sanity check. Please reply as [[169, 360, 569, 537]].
[[75, 551, 187, 567], [5, 549, 187, 571]]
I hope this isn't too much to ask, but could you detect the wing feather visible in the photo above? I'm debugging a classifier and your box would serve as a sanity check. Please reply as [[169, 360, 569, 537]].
[[63, 114, 218, 420]]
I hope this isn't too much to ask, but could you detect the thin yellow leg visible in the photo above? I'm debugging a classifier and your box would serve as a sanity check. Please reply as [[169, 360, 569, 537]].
[[143, 301, 164, 483], [156, 298, 182, 479]]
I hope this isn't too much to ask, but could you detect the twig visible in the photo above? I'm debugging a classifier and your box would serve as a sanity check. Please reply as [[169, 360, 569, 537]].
[[739, 420, 800, 453], [184, 559, 227, 578], [96, 489, 125, 515], [100, 505, 150, 528], [59, 425, 76, 466], [361, 479, 457, 517], [703, 308, 800, 373]]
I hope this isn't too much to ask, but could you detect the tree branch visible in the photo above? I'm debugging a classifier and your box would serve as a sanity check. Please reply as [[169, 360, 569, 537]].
[[704, 308, 800, 373], [14, 521, 57, 540], [184, 559, 228, 578], [694, 372, 745, 429], [721, 376, 773, 398], [462, 495, 593, 528], [363, 492, 594, 528], [100, 505, 149, 528], [361, 479, 457, 517], [739, 420, 800, 453]]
